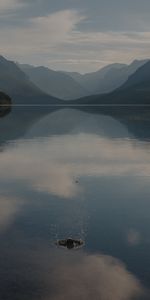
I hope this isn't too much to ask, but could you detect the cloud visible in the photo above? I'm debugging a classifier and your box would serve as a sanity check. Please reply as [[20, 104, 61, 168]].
[[0, 10, 84, 57], [0, 0, 17, 11], [0, 8, 150, 72], [0, 0, 25, 14]]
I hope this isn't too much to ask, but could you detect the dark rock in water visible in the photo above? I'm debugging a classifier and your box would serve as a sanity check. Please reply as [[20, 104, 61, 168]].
[[56, 238, 84, 249]]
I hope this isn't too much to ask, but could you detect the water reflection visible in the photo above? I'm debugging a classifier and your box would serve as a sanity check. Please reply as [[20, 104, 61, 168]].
[[0, 242, 147, 300], [127, 229, 141, 247], [0, 103, 11, 118], [48, 252, 146, 300], [0, 195, 20, 231], [1, 106, 150, 146], [0, 133, 150, 201], [0, 106, 150, 299]]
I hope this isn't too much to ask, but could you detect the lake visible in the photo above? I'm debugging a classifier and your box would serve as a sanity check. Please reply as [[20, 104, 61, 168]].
[[0, 105, 150, 299]]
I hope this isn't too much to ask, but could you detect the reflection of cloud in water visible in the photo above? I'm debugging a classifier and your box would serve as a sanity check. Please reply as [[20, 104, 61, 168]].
[[127, 229, 141, 246], [0, 195, 21, 231], [23, 249, 146, 300], [49, 254, 145, 300], [0, 134, 150, 198], [1, 243, 146, 300]]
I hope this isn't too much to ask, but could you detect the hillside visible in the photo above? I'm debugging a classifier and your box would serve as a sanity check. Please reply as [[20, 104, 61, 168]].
[[0, 56, 62, 104], [19, 64, 89, 100], [72, 61, 150, 105], [66, 63, 126, 93], [67, 60, 149, 95], [120, 61, 150, 90], [18, 59, 149, 101], [0, 55, 149, 105]]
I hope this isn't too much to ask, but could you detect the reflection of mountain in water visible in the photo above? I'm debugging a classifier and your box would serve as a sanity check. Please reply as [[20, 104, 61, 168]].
[[0, 91, 11, 118], [1, 106, 150, 300], [0, 105, 11, 118], [0, 106, 150, 147], [78, 106, 150, 141], [0, 106, 58, 146]]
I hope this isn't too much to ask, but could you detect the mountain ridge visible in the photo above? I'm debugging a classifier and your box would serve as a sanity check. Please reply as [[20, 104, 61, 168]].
[[0, 54, 150, 105], [0, 56, 62, 104], [18, 59, 149, 99], [70, 60, 150, 105], [65, 59, 149, 95], [18, 63, 89, 100]]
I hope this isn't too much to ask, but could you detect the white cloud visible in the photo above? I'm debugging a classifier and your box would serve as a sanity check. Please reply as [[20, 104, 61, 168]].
[[0, 0, 17, 10], [0, 10, 84, 56], [0, 9, 150, 72], [0, 0, 25, 14]]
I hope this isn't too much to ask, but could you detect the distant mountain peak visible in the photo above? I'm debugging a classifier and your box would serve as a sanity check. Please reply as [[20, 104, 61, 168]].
[[121, 60, 150, 90], [129, 58, 149, 68], [0, 55, 62, 104], [0, 55, 8, 61], [19, 63, 89, 100]]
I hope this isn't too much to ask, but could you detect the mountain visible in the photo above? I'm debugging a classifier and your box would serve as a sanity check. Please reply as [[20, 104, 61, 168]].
[[0, 56, 62, 104], [66, 60, 149, 95], [18, 59, 149, 101], [120, 61, 150, 91], [18, 64, 89, 100], [66, 63, 126, 92], [0, 55, 149, 105], [72, 61, 150, 105]]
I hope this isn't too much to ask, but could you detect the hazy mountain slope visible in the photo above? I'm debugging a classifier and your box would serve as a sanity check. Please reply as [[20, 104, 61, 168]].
[[66, 60, 149, 95], [65, 63, 126, 93], [19, 64, 89, 100], [120, 61, 150, 90], [72, 61, 150, 105], [94, 60, 149, 94], [0, 56, 43, 96], [0, 56, 61, 104]]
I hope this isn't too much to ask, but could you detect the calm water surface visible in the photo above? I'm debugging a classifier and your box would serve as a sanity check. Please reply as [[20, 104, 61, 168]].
[[0, 106, 150, 299]]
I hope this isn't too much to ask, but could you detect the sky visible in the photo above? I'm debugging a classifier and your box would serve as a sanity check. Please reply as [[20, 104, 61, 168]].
[[0, 0, 150, 72]]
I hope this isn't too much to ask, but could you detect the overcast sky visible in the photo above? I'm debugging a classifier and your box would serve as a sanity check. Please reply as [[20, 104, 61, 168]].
[[0, 0, 150, 72]]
